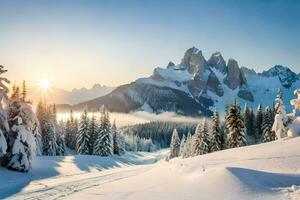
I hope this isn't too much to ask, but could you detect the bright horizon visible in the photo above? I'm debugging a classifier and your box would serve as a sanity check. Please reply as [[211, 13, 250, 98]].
[[1, 0, 300, 90]]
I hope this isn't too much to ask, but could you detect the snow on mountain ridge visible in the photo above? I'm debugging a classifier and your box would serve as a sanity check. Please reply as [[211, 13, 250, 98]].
[[60, 47, 299, 116]]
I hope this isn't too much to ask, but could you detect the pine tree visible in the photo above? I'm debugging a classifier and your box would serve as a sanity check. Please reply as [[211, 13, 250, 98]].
[[210, 110, 221, 152], [88, 114, 98, 154], [6, 95, 39, 171], [37, 102, 58, 156], [0, 65, 9, 156], [179, 134, 186, 156], [182, 132, 193, 158], [112, 120, 123, 155], [272, 88, 287, 139], [262, 106, 275, 142], [93, 108, 113, 156], [220, 121, 227, 149], [255, 104, 263, 143], [76, 110, 90, 155], [226, 100, 247, 148], [168, 128, 180, 159], [56, 120, 66, 156], [65, 110, 77, 150], [193, 119, 210, 156], [43, 120, 58, 156], [244, 105, 256, 144], [21, 80, 27, 102]]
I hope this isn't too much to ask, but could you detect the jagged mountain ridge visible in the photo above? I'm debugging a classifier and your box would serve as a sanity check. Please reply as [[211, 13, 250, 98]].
[[57, 47, 300, 116]]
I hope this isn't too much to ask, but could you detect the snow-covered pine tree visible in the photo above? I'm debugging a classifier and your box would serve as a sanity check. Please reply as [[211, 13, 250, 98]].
[[76, 110, 90, 155], [56, 120, 66, 156], [193, 119, 210, 156], [0, 66, 10, 156], [64, 110, 77, 150], [93, 107, 113, 156], [255, 104, 263, 143], [168, 128, 180, 159], [179, 134, 186, 156], [262, 106, 275, 142], [73, 118, 79, 151], [112, 120, 123, 155], [88, 114, 98, 154], [182, 131, 193, 158], [226, 100, 247, 148], [118, 132, 126, 154], [6, 91, 39, 171], [210, 110, 221, 152], [272, 88, 287, 139], [50, 104, 64, 156], [244, 105, 253, 143], [220, 121, 227, 149], [21, 80, 28, 103], [43, 118, 58, 156]]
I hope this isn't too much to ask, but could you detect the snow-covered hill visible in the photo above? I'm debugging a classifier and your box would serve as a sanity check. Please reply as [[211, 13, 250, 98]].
[[5, 137, 300, 199], [1, 150, 168, 199], [63, 47, 299, 116], [66, 137, 300, 200]]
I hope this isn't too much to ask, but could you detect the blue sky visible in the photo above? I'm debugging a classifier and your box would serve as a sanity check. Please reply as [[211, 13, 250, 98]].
[[0, 0, 299, 89]]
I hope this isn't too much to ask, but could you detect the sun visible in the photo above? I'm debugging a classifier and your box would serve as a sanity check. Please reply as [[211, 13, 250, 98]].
[[39, 79, 50, 90]]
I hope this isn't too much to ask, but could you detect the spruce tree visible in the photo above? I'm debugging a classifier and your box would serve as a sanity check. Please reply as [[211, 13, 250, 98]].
[[220, 121, 227, 149], [93, 108, 113, 156], [193, 119, 210, 156], [226, 101, 247, 148], [88, 114, 98, 154], [272, 88, 287, 139], [244, 105, 256, 144], [182, 132, 193, 158], [65, 110, 77, 150], [262, 106, 275, 142], [21, 80, 27, 102], [77, 110, 90, 155], [6, 96, 39, 171], [112, 120, 123, 155], [43, 120, 58, 156], [179, 134, 186, 156], [56, 120, 66, 156], [255, 104, 263, 143], [168, 128, 180, 159], [210, 110, 221, 152]]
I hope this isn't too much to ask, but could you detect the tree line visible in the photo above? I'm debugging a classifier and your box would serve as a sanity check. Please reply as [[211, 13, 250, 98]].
[[168, 89, 287, 160], [36, 103, 126, 157]]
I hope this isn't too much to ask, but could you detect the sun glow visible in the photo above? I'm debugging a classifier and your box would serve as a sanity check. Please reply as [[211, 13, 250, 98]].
[[39, 79, 50, 90]]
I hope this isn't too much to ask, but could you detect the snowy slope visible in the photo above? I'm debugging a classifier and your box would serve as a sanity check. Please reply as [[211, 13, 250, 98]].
[[1, 150, 168, 199], [67, 137, 300, 200], [5, 137, 300, 200]]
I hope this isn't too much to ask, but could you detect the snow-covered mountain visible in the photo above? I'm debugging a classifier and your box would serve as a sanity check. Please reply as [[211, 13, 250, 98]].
[[58, 47, 300, 116], [29, 84, 115, 105]]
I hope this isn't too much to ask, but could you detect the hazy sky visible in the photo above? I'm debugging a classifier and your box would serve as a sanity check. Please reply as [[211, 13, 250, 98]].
[[0, 0, 299, 90]]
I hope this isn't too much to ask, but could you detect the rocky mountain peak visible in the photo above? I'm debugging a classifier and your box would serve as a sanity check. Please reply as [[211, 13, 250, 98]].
[[207, 52, 226, 73], [261, 65, 298, 88], [180, 47, 208, 75], [223, 58, 249, 89]]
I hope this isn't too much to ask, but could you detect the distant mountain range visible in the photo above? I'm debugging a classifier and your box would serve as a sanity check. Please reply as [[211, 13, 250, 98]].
[[29, 84, 115, 105], [57, 47, 300, 116]]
